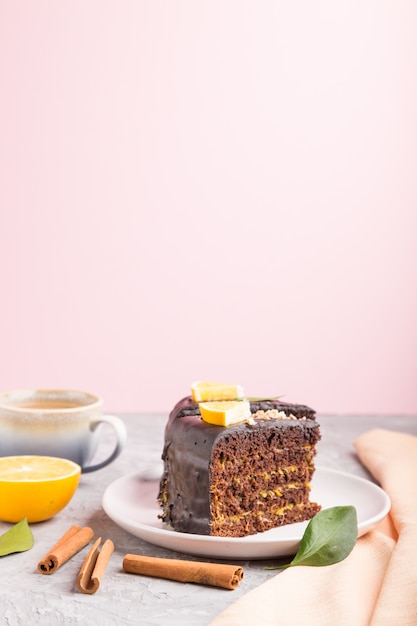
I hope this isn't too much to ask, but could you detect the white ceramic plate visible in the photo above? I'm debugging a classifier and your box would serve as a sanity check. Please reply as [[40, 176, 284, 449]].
[[102, 467, 391, 559]]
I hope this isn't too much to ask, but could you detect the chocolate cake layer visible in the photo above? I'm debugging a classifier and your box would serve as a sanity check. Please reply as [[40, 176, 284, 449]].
[[158, 396, 321, 537]]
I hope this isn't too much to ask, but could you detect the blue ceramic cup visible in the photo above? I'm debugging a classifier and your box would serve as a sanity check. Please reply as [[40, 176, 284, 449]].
[[0, 388, 127, 473]]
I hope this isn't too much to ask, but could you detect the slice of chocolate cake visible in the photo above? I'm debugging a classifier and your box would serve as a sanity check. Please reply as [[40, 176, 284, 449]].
[[158, 392, 321, 538]]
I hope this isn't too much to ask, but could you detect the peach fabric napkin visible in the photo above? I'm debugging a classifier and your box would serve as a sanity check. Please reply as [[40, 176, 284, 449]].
[[209, 429, 417, 626]]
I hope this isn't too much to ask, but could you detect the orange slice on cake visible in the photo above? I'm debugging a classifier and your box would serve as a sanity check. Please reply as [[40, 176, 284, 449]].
[[199, 400, 252, 427], [191, 381, 245, 403]]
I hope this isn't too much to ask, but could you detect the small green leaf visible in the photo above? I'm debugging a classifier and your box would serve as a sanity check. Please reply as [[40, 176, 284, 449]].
[[245, 396, 285, 402], [269, 506, 358, 569], [0, 518, 34, 557]]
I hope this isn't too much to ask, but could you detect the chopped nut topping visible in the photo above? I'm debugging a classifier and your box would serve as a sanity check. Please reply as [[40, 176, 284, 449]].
[[253, 409, 299, 421]]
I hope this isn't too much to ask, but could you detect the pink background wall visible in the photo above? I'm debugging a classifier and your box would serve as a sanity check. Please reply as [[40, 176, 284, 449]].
[[1, 1, 416, 415]]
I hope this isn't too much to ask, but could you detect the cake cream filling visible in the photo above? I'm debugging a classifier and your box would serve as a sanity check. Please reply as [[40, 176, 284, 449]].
[[210, 502, 310, 527]]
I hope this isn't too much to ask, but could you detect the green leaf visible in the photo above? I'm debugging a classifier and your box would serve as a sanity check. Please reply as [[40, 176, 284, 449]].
[[269, 506, 358, 569], [0, 518, 34, 557], [245, 396, 285, 402]]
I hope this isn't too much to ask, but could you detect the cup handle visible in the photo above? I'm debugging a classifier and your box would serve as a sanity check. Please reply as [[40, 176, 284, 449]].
[[82, 414, 127, 473]]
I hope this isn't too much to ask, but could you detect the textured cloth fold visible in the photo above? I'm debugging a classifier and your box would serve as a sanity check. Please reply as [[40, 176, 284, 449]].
[[209, 429, 417, 626]]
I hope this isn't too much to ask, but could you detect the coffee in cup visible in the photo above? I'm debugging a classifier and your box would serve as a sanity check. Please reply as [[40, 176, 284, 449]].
[[0, 389, 127, 473]]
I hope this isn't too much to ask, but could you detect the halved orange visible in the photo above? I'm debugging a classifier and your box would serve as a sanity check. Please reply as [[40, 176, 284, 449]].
[[199, 400, 252, 427], [191, 381, 245, 403], [0, 456, 81, 523]]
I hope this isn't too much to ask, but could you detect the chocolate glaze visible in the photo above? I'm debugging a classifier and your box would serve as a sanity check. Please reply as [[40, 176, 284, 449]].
[[158, 396, 319, 535], [170, 396, 317, 423]]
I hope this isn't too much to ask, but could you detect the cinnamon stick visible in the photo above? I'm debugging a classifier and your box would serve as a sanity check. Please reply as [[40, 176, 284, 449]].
[[77, 537, 114, 594], [122, 554, 244, 590], [37, 525, 94, 574]]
